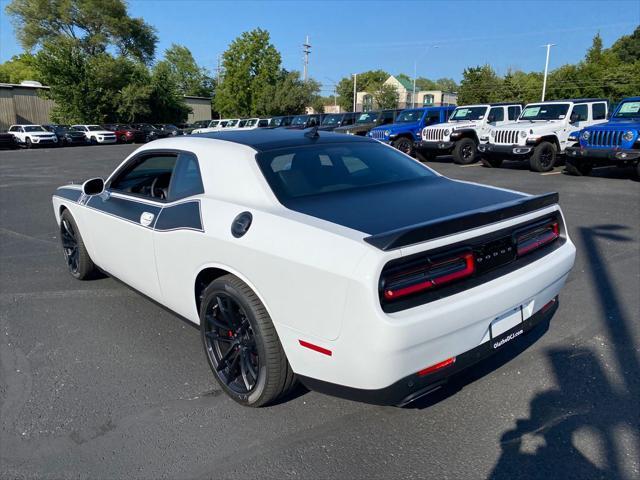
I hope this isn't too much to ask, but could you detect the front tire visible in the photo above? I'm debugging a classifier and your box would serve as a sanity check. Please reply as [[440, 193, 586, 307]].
[[530, 141, 557, 172], [120, 134, 128, 143], [200, 275, 296, 407], [392, 137, 414, 156], [90, 136, 97, 145], [25, 137, 32, 149], [59, 210, 96, 280], [452, 137, 477, 165]]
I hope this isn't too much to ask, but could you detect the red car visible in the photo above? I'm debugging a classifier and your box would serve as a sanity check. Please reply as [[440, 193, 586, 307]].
[[103, 124, 147, 144]]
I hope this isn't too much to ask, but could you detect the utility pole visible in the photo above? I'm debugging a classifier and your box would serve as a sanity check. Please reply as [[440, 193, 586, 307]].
[[303, 35, 311, 81], [215, 54, 224, 85], [541, 43, 556, 101], [352, 73, 357, 112]]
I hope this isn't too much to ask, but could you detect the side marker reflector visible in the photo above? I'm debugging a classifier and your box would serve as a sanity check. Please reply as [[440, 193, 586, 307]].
[[299, 340, 332, 356], [417, 357, 456, 377]]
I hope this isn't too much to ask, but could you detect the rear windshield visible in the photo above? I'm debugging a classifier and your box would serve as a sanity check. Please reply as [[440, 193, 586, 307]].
[[256, 142, 434, 200]]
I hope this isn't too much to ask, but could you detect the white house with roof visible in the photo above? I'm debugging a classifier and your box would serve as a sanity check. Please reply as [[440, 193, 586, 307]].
[[355, 75, 457, 112]]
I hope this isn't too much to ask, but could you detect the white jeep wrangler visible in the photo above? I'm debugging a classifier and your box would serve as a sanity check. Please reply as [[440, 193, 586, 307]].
[[417, 103, 522, 164], [478, 99, 609, 172]]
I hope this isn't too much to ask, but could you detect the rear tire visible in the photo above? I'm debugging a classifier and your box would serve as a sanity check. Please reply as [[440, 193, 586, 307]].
[[565, 159, 592, 176], [481, 155, 503, 168], [452, 137, 477, 165], [530, 141, 557, 172], [59, 210, 96, 280], [200, 274, 296, 407], [392, 137, 414, 156]]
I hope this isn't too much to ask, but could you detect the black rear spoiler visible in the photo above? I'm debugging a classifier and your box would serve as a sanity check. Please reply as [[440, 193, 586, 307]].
[[364, 192, 559, 251]]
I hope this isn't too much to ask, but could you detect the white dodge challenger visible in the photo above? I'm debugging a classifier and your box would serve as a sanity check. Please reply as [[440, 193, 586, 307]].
[[52, 129, 576, 407]]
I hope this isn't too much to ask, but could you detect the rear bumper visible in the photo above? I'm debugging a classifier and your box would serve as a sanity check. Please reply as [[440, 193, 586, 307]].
[[565, 146, 640, 163], [478, 143, 533, 158], [300, 297, 557, 406], [416, 140, 455, 153]]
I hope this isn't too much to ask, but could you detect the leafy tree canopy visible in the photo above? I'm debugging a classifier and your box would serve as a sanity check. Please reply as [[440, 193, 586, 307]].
[[0, 53, 41, 83]]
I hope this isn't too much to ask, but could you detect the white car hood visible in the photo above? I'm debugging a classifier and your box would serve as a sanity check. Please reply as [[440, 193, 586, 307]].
[[424, 121, 482, 131], [495, 120, 564, 134]]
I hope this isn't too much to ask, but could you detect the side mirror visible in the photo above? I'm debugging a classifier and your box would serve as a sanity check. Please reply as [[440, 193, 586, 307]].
[[82, 177, 104, 196]]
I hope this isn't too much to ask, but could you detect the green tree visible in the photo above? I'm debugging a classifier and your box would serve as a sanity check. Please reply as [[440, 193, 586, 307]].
[[254, 70, 320, 116], [371, 83, 399, 109], [147, 61, 192, 122], [336, 69, 389, 111], [214, 28, 281, 117], [0, 53, 41, 83], [160, 44, 215, 97], [415, 77, 436, 91], [6, 0, 157, 63], [434, 77, 458, 92], [458, 65, 503, 104], [610, 26, 640, 63]]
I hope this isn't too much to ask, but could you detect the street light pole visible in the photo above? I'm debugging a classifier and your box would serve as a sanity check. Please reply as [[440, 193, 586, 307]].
[[541, 43, 556, 102], [353, 73, 357, 112]]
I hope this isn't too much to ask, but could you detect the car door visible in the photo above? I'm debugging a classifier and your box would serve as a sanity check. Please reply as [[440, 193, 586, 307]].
[[152, 151, 206, 319], [82, 152, 179, 301], [488, 107, 507, 127]]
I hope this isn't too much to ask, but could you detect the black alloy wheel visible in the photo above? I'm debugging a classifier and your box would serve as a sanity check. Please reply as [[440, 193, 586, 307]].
[[453, 137, 477, 165], [392, 137, 414, 156], [530, 141, 557, 172], [120, 134, 128, 143], [61, 216, 80, 275], [25, 137, 32, 149], [203, 293, 260, 395], [200, 275, 296, 407]]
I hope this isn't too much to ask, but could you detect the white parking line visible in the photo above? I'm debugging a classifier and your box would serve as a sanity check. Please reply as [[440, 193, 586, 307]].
[[460, 163, 482, 168], [540, 171, 562, 176]]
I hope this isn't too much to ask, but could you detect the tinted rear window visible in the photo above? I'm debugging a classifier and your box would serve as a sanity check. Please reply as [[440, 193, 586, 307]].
[[256, 143, 434, 200]]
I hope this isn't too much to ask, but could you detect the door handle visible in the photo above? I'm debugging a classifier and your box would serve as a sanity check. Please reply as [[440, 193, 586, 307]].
[[140, 211, 155, 227]]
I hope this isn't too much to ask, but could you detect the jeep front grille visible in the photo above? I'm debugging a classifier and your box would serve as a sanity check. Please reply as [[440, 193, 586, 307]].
[[586, 130, 624, 148], [423, 128, 445, 141], [494, 130, 520, 144], [370, 130, 387, 140]]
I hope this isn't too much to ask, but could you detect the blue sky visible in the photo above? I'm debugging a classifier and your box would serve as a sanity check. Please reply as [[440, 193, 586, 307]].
[[1, 0, 638, 95]]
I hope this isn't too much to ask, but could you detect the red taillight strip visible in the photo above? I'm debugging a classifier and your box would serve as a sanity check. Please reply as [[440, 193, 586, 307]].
[[417, 357, 456, 377], [384, 252, 475, 301], [516, 222, 559, 256], [299, 340, 332, 356]]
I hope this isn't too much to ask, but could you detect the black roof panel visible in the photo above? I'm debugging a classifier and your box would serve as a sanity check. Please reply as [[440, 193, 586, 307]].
[[194, 128, 376, 152]]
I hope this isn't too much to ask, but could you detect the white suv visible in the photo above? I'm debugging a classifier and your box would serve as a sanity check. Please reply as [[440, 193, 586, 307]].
[[418, 103, 521, 164], [71, 125, 117, 145], [8, 124, 58, 148], [478, 99, 609, 171]]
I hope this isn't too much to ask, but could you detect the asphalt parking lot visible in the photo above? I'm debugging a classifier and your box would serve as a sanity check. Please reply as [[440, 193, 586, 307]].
[[1, 143, 638, 480]]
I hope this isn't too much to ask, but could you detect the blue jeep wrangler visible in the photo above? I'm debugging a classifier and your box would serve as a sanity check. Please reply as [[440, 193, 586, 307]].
[[565, 97, 640, 177], [368, 106, 455, 156]]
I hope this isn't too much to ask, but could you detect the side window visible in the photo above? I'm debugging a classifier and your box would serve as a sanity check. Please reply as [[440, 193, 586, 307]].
[[342, 114, 355, 126], [381, 111, 395, 124], [110, 154, 177, 200], [508, 106, 521, 120], [425, 113, 440, 126], [571, 104, 588, 122], [169, 152, 205, 201], [9, 126, 18, 132], [488, 107, 504, 122], [592, 103, 606, 120]]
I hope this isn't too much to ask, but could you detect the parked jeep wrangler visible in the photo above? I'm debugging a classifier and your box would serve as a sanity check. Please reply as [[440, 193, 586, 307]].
[[565, 97, 640, 177], [417, 103, 521, 164], [368, 106, 456, 156], [478, 98, 609, 172], [334, 109, 401, 136]]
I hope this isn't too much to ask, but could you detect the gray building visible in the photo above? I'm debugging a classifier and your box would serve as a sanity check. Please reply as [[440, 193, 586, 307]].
[[0, 82, 212, 129], [0, 82, 55, 130]]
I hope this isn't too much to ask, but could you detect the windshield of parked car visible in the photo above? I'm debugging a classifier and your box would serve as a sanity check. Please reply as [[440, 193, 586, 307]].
[[291, 115, 309, 126], [87, 125, 103, 131], [395, 110, 423, 123], [256, 142, 435, 200], [269, 117, 287, 127], [24, 126, 47, 132], [613, 100, 640, 119], [355, 113, 377, 124], [226, 120, 239, 127], [450, 106, 488, 121], [520, 104, 569, 121], [244, 119, 258, 127], [322, 114, 343, 126]]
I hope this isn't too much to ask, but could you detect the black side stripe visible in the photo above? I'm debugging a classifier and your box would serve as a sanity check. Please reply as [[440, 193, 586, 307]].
[[55, 187, 83, 202], [155, 201, 203, 232], [87, 195, 162, 228]]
